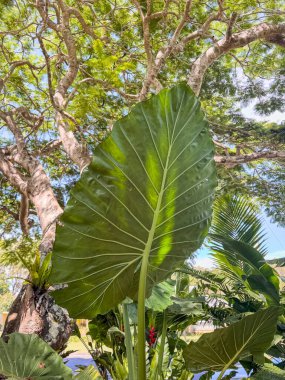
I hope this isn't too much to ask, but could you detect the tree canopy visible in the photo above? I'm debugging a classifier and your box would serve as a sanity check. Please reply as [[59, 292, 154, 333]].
[[0, 0, 285, 250]]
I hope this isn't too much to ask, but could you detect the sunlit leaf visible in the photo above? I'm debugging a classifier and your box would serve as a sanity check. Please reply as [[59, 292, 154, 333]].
[[51, 84, 216, 318]]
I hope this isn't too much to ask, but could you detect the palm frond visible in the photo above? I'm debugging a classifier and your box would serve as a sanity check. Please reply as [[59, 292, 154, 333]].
[[211, 194, 268, 255], [209, 195, 280, 305]]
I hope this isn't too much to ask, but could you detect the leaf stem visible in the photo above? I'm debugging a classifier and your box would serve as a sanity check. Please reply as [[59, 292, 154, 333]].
[[217, 368, 227, 380], [123, 303, 136, 380], [156, 310, 167, 380], [137, 152, 171, 379], [137, 243, 152, 380]]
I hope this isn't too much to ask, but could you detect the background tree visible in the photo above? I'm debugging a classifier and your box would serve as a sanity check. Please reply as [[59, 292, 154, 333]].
[[0, 0, 285, 345]]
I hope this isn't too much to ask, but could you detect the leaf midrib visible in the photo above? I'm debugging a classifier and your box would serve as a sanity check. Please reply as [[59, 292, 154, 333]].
[[217, 310, 274, 378]]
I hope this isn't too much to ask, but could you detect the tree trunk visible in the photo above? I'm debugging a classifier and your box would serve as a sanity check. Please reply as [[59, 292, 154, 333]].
[[1, 285, 71, 351], [0, 151, 72, 351]]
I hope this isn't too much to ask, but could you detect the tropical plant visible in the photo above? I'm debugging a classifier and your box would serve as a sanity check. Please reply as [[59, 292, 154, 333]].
[[0, 333, 73, 379], [0, 333, 102, 380], [251, 364, 285, 379], [183, 307, 281, 380], [50, 84, 217, 379], [179, 195, 285, 378], [209, 195, 280, 306], [2, 0, 285, 347], [0, 238, 51, 289], [16, 251, 52, 289]]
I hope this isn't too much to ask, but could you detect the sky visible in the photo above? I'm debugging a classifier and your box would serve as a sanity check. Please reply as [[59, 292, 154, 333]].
[[195, 213, 285, 268], [195, 102, 285, 268]]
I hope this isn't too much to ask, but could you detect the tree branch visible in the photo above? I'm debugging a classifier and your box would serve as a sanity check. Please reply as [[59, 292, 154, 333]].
[[19, 194, 29, 236], [139, 1, 223, 99], [215, 150, 285, 167], [188, 22, 285, 95], [0, 150, 27, 194]]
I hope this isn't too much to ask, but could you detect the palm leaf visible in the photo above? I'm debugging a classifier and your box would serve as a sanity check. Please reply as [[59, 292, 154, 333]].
[[209, 195, 280, 305], [74, 366, 103, 380], [211, 195, 268, 255]]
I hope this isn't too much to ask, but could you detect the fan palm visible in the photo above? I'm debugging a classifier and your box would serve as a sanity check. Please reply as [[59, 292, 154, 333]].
[[209, 195, 280, 306]]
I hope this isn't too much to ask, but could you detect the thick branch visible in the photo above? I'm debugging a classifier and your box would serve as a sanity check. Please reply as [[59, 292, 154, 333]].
[[215, 150, 285, 167], [140, 2, 223, 99], [55, 0, 79, 98], [56, 114, 91, 171], [188, 22, 285, 95], [0, 150, 27, 194], [68, 7, 99, 40], [36, 0, 91, 171], [19, 194, 29, 235]]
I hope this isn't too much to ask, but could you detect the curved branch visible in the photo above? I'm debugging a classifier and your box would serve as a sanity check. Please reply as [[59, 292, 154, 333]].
[[215, 150, 285, 167], [188, 22, 285, 95]]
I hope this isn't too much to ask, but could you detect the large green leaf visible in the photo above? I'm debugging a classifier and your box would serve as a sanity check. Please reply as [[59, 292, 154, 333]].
[[50, 83, 216, 318], [0, 333, 72, 379], [183, 307, 281, 374]]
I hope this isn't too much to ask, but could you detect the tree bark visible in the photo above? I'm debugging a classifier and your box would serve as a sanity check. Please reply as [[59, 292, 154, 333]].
[[188, 22, 285, 95], [1, 285, 71, 351], [0, 146, 71, 350], [215, 150, 285, 167]]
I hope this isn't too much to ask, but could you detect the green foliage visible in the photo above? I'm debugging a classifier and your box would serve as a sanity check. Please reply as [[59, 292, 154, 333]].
[[251, 364, 285, 379], [210, 195, 280, 305], [0, 238, 40, 268], [211, 195, 267, 255], [183, 307, 281, 377], [145, 280, 175, 312], [50, 84, 216, 318], [0, 273, 14, 313], [0, 333, 103, 379], [0, 333, 73, 379], [74, 366, 103, 380], [88, 311, 120, 348]]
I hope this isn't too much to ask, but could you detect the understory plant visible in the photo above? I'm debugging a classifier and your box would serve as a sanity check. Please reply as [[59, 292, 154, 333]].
[[1, 84, 284, 380], [50, 83, 217, 379]]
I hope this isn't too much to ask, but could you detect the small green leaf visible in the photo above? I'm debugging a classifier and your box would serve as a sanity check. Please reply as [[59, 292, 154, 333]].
[[145, 280, 175, 312]]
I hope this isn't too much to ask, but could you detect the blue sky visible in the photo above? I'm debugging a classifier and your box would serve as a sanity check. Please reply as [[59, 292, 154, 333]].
[[195, 213, 285, 268], [195, 102, 285, 268]]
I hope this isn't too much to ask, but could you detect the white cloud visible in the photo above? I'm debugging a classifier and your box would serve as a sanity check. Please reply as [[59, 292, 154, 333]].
[[266, 250, 285, 260], [194, 256, 215, 269]]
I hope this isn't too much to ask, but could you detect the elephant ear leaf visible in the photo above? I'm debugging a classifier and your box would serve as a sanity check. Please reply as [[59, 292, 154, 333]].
[[50, 83, 216, 318], [0, 333, 72, 379], [183, 307, 281, 375], [145, 280, 175, 312]]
